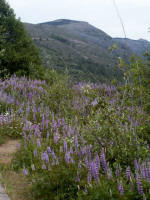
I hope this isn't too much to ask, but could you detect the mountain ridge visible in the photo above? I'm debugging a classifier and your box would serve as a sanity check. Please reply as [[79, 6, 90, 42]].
[[24, 19, 150, 82]]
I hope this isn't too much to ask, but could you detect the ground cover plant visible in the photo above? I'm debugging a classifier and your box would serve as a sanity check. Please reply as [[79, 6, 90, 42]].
[[0, 57, 150, 200]]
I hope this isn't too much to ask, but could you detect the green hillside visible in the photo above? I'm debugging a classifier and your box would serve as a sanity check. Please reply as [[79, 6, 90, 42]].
[[25, 19, 150, 82], [25, 19, 131, 82], [114, 38, 150, 58]]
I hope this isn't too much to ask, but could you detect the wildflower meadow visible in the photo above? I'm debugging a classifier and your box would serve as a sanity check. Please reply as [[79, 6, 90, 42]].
[[0, 59, 150, 199]]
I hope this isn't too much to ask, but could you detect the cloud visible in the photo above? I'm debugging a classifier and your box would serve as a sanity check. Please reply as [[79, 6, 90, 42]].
[[7, 0, 28, 8], [6, 0, 150, 40], [119, 0, 150, 6]]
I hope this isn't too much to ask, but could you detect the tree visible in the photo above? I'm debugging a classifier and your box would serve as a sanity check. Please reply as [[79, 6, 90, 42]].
[[0, 0, 43, 78]]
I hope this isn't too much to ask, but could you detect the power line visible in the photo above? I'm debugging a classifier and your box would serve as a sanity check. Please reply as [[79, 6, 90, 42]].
[[112, 0, 127, 38]]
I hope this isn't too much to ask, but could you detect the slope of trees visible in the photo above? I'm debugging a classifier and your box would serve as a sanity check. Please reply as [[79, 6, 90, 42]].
[[0, 0, 43, 78]]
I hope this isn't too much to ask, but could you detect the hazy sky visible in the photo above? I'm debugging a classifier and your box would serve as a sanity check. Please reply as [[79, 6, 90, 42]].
[[7, 0, 150, 40]]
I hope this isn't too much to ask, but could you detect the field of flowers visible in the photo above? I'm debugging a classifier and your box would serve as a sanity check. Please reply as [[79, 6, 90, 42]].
[[0, 73, 150, 199]]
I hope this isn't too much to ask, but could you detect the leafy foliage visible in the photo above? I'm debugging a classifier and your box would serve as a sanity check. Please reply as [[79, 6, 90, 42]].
[[0, 0, 43, 78]]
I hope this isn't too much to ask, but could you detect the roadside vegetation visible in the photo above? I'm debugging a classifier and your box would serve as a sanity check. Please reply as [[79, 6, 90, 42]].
[[0, 56, 150, 199], [0, 1, 150, 199]]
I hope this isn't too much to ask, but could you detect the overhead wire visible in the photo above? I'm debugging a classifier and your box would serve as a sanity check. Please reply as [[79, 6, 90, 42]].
[[112, 0, 140, 159], [112, 0, 127, 38]]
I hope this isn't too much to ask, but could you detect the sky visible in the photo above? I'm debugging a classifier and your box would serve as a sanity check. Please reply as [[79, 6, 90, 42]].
[[7, 0, 150, 41]]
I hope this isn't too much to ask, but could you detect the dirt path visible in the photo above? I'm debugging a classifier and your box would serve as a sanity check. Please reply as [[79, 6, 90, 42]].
[[0, 183, 11, 200], [0, 140, 20, 200], [0, 140, 20, 164]]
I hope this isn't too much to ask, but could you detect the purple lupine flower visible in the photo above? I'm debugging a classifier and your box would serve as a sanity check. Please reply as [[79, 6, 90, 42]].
[[134, 120, 138, 127], [87, 170, 92, 183], [37, 139, 41, 147], [33, 149, 37, 157], [33, 112, 36, 122], [51, 160, 55, 166], [61, 117, 65, 126], [78, 163, 82, 169], [90, 161, 99, 182], [65, 152, 70, 164], [68, 126, 74, 136], [70, 159, 75, 164], [74, 116, 78, 123], [47, 131, 50, 138], [63, 129, 66, 139], [95, 154, 100, 171], [101, 150, 108, 173], [140, 164, 146, 179], [47, 146, 51, 154], [64, 140, 67, 152], [67, 126, 71, 137], [45, 119, 49, 129], [80, 146, 86, 155], [134, 159, 140, 171], [23, 168, 28, 176], [118, 181, 124, 195], [144, 166, 150, 183], [94, 155, 100, 179], [74, 135, 78, 151], [34, 125, 40, 136], [42, 164, 47, 170], [41, 115, 45, 130], [51, 150, 56, 159], [70, 147, 73, 154], [54, 129, 59, 143], [52, 120, 57, 130], [126, 167, 131, 180], [41, 152, 49, 163], [91, 98, 98, 106], [23, 133, 27, 140], [63, 124, 68, 133], [84, 157, 89, 169], [136, 172, 144, 195], [145, 161, 150, 183], [87, 146, 91, 161]]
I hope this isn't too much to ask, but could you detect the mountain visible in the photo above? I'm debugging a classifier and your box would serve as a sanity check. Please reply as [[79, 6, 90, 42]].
[[24, 19, 150, 82]]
